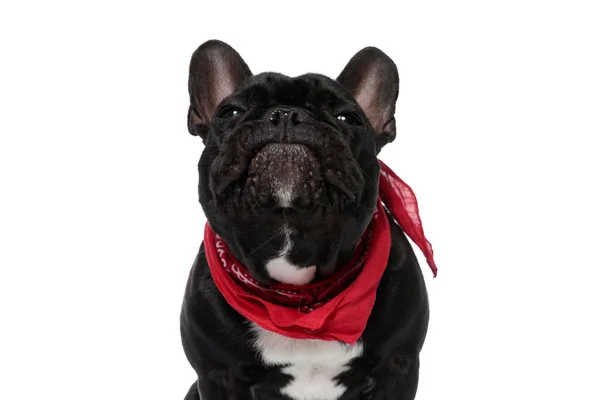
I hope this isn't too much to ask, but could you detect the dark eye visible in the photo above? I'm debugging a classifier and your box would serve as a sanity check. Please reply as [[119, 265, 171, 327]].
[[217, 106, 244, 118], [336, 113, 362, 126]]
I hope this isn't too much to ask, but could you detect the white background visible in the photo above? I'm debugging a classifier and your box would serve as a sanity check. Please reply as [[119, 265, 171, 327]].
[[1, 0, 599, 399]]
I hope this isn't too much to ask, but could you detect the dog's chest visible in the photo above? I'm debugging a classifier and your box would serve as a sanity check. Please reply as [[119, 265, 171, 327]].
[[251, 324, 364, 400]]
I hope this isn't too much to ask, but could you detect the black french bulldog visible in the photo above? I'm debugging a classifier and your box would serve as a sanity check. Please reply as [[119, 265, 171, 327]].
[[180, 40, 429, 400]]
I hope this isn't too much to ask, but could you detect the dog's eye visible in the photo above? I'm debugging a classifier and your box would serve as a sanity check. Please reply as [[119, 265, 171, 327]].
[[217, 106, 244, 118], [336, 113, 362, 126]]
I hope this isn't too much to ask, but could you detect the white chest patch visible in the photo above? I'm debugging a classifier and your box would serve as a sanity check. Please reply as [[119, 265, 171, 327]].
[[251, 324, 364, 400]]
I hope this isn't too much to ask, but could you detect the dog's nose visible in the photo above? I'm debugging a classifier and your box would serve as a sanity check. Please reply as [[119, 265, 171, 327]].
[[268, 108, 311, 126]]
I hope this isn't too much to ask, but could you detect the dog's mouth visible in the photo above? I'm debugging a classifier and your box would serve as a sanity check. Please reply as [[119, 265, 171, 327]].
[[245, 144, 323, 208], [208, 134, 365, 213]]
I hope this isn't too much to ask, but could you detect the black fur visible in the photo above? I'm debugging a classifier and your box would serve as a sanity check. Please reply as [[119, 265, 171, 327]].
[[180, 40, 429, 399]]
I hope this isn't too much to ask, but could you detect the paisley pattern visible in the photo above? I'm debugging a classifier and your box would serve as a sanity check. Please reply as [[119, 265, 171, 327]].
[[213, 214, 375, 312]]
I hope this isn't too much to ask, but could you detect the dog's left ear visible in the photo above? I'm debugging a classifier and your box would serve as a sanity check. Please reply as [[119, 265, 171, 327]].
[[337, 47, 399, 152], [187, 40, 252, 139]]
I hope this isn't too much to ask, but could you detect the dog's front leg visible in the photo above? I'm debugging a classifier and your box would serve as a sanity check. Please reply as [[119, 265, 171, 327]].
[[362, 354, 420, 400], [183, 380, 201, 400], [184, 370, 251, 400]]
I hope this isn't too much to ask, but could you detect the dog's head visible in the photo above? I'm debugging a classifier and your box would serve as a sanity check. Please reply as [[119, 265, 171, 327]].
[[188, 40, 399, 285]]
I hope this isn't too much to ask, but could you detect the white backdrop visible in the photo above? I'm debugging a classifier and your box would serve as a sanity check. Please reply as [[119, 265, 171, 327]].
[[1, 1, 599, 399]]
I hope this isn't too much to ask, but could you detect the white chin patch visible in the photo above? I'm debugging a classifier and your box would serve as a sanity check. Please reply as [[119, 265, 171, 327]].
[[265, 229, 316, 285], [275, 185, 294, 208], [266, 258, 317, 285]]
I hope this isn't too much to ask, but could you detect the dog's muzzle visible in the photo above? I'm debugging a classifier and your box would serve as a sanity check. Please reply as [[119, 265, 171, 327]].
[[247, 143, 322, 207]]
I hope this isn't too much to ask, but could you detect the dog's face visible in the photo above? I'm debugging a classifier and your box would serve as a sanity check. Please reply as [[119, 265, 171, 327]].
[[187, 40, 399, 285]]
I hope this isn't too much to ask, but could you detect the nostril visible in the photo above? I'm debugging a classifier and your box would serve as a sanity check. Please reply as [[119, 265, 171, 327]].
[[289, 111, 300, 125], [269, 111, 281, 125]]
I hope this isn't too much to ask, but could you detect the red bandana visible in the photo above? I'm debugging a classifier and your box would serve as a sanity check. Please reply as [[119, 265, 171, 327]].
[[204, 160, 437, 344]]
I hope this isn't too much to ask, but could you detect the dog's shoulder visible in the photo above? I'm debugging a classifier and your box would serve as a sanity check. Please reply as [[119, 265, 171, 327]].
[[362, 212, 430, 353], [181, 246, 258, 370]]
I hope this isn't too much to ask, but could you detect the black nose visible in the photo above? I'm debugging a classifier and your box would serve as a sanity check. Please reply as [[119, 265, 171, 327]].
[[268, 107, 311, 126]]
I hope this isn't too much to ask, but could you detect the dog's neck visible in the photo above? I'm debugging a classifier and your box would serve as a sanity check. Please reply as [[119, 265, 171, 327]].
[[263, 227, 318, 285], [219, 214, 366, 286]]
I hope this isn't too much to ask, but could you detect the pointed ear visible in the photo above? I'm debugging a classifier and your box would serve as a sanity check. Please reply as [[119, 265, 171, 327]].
[[337, 47, 399, 152], [187, 40, 252, 139]]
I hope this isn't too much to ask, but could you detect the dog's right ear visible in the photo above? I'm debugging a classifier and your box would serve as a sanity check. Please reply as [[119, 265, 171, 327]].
[[187, 40, 252, 139]]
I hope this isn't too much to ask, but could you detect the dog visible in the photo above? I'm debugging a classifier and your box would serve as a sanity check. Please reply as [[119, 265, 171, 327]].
[[180, 40, 434, 400]]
